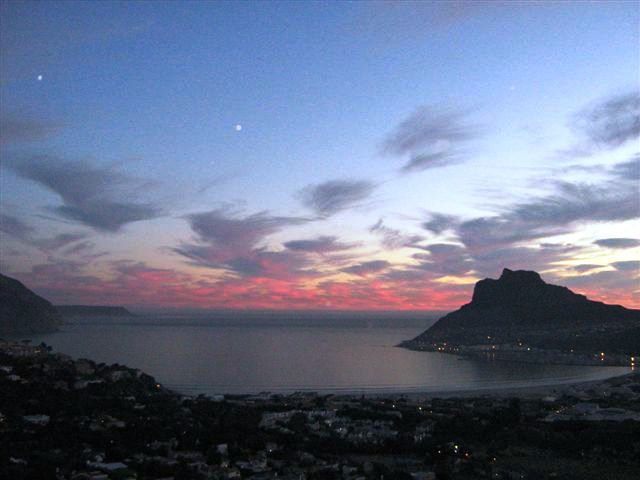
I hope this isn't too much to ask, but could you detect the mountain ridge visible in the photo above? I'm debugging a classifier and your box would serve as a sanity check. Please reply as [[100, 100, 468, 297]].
[[401, 268, 639, 359], [0, 273, 63, 335]]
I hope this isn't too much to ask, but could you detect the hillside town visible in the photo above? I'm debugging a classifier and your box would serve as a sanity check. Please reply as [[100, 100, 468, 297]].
[[1, 340, 639, 480]]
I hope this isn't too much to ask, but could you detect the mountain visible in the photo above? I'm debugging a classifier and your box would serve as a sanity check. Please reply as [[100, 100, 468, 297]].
[[55, 305, 135, 318], [401, 268, 640, 357], [0, 273, 63, 335]]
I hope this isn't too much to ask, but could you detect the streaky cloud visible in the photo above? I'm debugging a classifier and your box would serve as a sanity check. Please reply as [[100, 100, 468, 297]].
[[402, 151, 462, 173], [31, 233, 87, 252], [381, 105, 477, 173], [341, 260, 391, 276], [0, 213, 34, 240], [0, 114, 61, 145], [570, 264, 603, 273], [0, 212, 88, 253], [61, 241, 96, 256], [611, 155, 640, 181], [175, 208, 311, 277], [611, 260, 640, 272], [284, 236, 358, 253], [7, 155, 163, 232], [565, 90, 640, 155], [300, 179, 376, 218], [458, 165, 639, 252], [186, 208, 308, 253], [422, 213, 459, 234], [594, 238, 640, 249], [369, 218, 424, 250]]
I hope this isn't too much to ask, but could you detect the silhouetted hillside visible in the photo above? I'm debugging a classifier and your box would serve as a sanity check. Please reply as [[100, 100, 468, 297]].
[[402, 269, 640, 356], [0, 273, 62, 335]]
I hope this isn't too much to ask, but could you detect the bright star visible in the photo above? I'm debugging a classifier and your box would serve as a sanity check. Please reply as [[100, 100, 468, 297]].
[[37, 75, 43, 81], [235, 124, 242, 131]]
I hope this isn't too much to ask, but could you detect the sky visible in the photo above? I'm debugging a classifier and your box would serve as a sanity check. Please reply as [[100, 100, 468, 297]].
[[0, 0, 638, 311]]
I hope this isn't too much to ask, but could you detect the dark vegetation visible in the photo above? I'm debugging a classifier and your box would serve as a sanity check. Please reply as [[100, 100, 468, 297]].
[[1, 344, 639, 479]]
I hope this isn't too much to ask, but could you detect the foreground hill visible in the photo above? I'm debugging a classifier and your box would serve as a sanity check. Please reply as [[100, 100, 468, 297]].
[[2, 340, 640, 480], [0, 273, 62, 335], [55, 305, 134, 318], [401, 269, 639, 361]]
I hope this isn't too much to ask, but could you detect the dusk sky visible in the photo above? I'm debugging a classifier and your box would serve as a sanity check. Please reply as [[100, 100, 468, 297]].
[[1, 1, 638, 310]]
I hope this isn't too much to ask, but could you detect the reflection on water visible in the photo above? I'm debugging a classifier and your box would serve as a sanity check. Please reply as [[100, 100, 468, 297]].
[[30, 322, 629, 395]]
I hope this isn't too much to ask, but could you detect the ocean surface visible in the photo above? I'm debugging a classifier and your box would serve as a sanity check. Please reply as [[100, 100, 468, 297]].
[[28, 314, 630, 396]]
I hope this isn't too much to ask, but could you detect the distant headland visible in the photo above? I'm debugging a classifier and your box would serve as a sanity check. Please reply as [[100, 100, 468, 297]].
[[401, 268, 639, 366], [55, 305, 135, 318], [0, 273, 62, 335], [0, 273, 134, 335]]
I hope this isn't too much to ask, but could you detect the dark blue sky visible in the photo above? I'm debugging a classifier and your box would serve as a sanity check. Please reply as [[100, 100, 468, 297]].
[[1, 1, 638, 309]]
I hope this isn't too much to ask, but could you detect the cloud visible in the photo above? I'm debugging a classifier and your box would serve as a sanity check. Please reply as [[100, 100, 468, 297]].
[[284, 236, 358, 253], [570, 91, 640, 151], [402, 151, 462, 173], [31, 233, 87, 252], [369, 218, 425, 249], [422, 213, 459, 234], [7, 156, 163, 232], [0, 115, 61, 145], [471, 245, 578, 277], [185, 209, 307, 256], [406, 156, 640, 280], [458, 173, 639, 252], [412, 243, 474, 276], [381, 105, 477, 172], [570, 264, 603, 273], [0, 213, 34, 240], [611, 155, 639, 182], [594, 238, 640, 249], [61, 241, 96, 256], [300, 179, 376, 218], [611, 260, 640, 272], [561, 268, 639, 307], [341, 260, 391, 276], [174, 208, 311, 277], [0, 212, 89, 253], [224, 257, 267, 277]]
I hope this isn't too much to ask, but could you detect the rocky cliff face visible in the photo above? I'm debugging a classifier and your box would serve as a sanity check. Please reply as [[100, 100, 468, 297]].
[[403, 269, 639, 354], [0, 273, 62, 335], [470, 269, 584, 307]]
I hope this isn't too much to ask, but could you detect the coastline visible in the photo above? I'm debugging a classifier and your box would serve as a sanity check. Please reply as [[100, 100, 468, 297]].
[[5, 338, 630, 399], [399, 341, 637, 367], [3, 339, 640, 480], [353, 370, 636, 400]]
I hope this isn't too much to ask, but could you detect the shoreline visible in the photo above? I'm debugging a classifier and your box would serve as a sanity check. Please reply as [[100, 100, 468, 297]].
[[165, 367, 633, 399], [3, 339, 640, 480], [399, 341, 637, 367], [353, 370, 636, 400], [5, 339, 631, 400]]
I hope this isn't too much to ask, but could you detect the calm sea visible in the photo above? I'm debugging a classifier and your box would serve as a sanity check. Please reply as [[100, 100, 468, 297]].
[[27, 314, 629, 395]]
